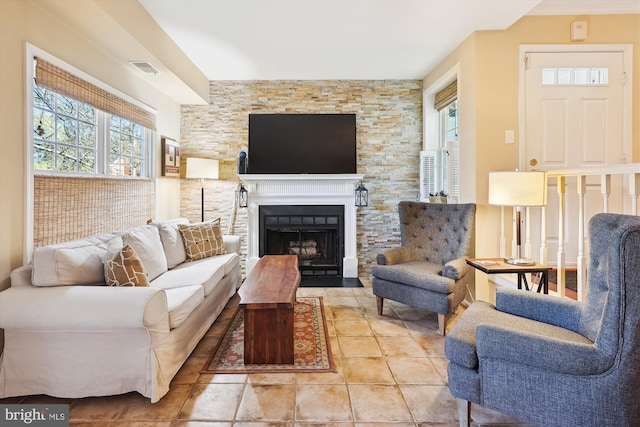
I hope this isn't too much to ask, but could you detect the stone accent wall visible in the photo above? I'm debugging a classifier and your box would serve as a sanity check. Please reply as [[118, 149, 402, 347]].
[[180, 80, 422, 277]]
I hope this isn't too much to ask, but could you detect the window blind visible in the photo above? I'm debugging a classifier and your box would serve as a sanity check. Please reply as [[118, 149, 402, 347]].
[[434, 80, 457, 111], [35, 57, 156, 130]]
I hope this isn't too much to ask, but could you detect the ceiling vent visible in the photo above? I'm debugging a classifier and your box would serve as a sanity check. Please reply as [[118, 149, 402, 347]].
[[129, 61, 159, 75]]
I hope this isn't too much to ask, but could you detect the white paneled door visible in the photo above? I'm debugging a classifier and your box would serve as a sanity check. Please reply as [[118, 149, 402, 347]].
[[522, 49, 628, 266]]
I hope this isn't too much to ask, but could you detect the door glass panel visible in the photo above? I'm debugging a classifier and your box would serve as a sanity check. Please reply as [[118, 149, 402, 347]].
[[541, 67, 608, 85]]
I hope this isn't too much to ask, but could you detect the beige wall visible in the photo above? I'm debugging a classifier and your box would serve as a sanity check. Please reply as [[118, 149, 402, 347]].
[[424, 14, 640, 301], [0, 0, 182, 294]]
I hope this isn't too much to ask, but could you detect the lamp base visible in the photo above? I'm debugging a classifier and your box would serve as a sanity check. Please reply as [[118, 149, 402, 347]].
[[505, 258, 536, 266]]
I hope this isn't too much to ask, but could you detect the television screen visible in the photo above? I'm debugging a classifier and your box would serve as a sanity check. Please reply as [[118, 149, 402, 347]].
[[248, 114, 356, 174]]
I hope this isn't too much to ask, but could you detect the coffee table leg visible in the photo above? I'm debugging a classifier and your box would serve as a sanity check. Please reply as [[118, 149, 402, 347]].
[[243, 306, 294, 364]]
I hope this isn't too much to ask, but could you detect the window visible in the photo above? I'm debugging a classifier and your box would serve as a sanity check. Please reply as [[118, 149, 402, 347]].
[[109, 116, 146, 177], [32, 57, 155, 178], [439, 101, 459, 203], [33, 86, 97, 173], [421, 80, 459, 203]]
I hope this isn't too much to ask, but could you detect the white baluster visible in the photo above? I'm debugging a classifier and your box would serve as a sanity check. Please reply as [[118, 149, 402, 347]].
[[540, 205, 547, 266], [525, 206, 532, 259], [630, 173, 639, 216], [601, 174, 611, 213], [499, 206, 506, 258], [556, 176, 566, 298], [577, 175, 587, 302]]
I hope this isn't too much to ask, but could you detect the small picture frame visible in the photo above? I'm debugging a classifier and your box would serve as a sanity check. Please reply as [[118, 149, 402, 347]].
[[161, 136, 180, 177]]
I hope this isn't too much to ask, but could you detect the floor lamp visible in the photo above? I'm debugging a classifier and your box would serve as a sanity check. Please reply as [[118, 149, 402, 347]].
[[186, 158, 219, 222], [489, 170, 547, 265]]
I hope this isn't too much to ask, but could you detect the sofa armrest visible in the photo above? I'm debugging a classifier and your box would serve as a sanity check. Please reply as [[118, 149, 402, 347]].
[[496, 287, 582, 331], [443, 257, 468, 280], [9, 265, 32, 287], [0, 285, 169, 336], [376, 247, 414, 265], [223, 235, 241, 254]]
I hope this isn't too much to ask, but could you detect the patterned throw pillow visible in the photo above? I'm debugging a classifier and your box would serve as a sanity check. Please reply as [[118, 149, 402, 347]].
[[104, 244, 149, 287], [178, 219, 226, 261]]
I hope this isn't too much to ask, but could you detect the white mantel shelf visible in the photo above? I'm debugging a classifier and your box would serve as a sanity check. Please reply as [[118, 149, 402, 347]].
[[241, 174, 365, 196], [241, 174, 365, 278]]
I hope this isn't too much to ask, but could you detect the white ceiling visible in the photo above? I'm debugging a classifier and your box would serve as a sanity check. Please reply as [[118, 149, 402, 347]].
[[138, 0, 639, 81]]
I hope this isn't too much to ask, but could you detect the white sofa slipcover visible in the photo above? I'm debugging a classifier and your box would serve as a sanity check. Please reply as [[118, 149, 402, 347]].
[[0, 219, 242, 403]]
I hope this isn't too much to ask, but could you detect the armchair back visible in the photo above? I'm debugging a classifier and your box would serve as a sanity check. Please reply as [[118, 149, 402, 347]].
[[398, 202, 475, 265], [579, 213, 640, 360]]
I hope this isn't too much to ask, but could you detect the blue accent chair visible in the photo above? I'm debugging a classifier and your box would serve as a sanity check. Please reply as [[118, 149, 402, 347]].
[[445, 213, 640, 427], [372, 202, 476, 335]]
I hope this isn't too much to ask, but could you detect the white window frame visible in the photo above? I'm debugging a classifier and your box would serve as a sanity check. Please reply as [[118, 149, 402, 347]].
[[422, 64, 460, 203], [32, 79, 152, 178], [24, 44, 157, 262]]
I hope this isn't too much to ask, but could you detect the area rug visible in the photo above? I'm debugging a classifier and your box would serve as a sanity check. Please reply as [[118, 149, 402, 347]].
[[202, 297, 335, 374]]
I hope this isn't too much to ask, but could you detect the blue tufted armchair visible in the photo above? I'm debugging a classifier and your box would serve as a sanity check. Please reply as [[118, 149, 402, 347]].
[[371, 202, 476, 335], [445, 213, 640, 427]]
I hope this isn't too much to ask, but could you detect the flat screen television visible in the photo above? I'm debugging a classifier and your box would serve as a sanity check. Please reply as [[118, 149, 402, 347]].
[[248, 113, 356, 174]]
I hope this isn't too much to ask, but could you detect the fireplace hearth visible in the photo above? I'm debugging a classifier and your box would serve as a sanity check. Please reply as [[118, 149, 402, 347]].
[[260, 205, 344, 276]]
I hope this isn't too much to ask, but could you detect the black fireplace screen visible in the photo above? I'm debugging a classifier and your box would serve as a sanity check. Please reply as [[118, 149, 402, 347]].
[[260, 205, 344, 276]]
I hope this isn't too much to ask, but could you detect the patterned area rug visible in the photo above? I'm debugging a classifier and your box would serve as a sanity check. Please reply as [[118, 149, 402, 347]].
[[202, 297, 335, 374]]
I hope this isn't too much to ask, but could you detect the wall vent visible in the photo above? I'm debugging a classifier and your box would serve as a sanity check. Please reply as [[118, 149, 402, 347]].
[[129, 62, 159, 75]]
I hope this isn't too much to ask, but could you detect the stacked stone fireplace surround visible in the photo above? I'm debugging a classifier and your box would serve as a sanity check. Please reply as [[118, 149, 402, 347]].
[[179, 80, 423, 278]]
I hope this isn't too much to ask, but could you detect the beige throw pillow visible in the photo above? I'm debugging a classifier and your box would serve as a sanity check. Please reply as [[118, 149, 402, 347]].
[[104, 244, 149, 287], [178, 219, 226, 261], [122, 225, 168, 281]]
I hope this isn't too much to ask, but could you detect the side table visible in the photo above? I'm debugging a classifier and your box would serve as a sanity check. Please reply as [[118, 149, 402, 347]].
[[466, 258, 550, 294]]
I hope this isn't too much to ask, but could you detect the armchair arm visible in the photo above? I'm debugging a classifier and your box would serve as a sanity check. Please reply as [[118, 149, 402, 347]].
[[476, 323, 610, 376], [376, 247, 414, 265], [443, 257, 468, 280], [496, 288, 582, 331], [0, 285, 169, 335]]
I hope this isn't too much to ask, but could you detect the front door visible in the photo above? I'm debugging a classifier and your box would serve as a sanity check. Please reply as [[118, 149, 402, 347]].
[[522, 48, 629, 266]]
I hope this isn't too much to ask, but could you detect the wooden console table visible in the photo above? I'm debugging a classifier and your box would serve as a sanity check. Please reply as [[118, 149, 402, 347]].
[[238, 255, 301, 364], [466, 258, 550, 294]]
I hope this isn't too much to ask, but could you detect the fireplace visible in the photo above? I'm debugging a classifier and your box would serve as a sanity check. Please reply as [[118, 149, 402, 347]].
[[242, 173, 364, 278], [260, 205, 344, 276]]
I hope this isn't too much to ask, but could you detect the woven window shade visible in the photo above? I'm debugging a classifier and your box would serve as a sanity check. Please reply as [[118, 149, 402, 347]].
[[33, 176, 155, 247], [35, 57, 156, 130], [434, 80, 457, 111]]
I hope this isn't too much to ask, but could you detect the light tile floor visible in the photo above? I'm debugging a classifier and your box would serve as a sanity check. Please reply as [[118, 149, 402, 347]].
[[1, 279, 533, 426]]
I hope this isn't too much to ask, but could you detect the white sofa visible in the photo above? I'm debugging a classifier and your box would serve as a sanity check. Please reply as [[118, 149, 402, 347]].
[[0, 219, 242, 403]]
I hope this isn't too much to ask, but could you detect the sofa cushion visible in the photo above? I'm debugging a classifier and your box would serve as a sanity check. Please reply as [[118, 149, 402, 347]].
[[150, 256, 227, 296], [173, 252, 239, 276], [123, 225, 168, 281], [104, 244, 149, 287], [178, 219, 226, 261], [153, 218, 189, 269], [32, 234, 122, 287], [163, 285, 204, 329]]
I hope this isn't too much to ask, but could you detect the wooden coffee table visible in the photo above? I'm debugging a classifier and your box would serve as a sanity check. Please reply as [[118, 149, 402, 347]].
[[237, 255, 301, 364]]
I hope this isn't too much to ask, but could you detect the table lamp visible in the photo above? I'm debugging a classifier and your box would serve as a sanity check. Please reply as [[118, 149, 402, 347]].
[[186, 157, 219, 222], [488, 170, 547, 265]]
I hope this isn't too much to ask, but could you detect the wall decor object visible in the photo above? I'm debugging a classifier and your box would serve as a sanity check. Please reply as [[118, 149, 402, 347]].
[[161, 136, 180, 177]]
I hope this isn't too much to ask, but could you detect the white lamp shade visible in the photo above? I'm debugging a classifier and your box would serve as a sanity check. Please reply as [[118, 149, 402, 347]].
[[488, 171, 547, 207], [186, 158, 219, 179]]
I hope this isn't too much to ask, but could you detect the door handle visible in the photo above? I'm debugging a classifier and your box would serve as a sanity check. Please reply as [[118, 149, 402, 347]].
[[530, 158, 538, 166]]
